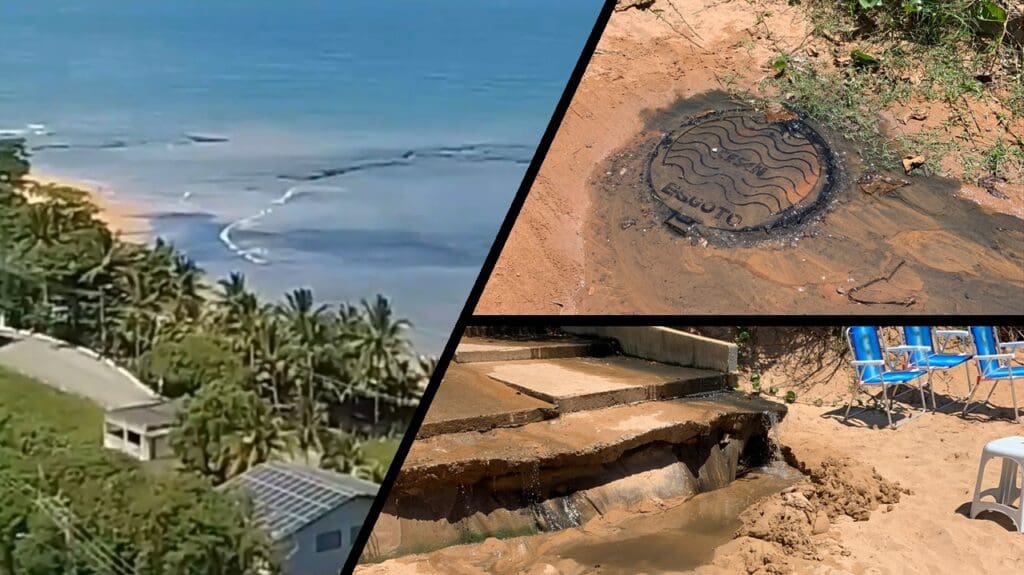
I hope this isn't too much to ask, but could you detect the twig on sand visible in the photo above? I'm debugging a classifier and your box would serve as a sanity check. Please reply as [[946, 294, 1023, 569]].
[[846, 260, 917, 306], [652, 3, 709, 53], [667, 0, 706, 42]]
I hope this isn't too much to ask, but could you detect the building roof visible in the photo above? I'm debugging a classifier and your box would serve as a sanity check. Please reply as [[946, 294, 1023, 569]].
[[222, 461, 379, 540], [104, 399, 180, 431]]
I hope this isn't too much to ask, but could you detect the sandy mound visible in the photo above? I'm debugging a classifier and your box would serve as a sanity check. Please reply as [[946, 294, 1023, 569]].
[[734, 456, 908, 573]]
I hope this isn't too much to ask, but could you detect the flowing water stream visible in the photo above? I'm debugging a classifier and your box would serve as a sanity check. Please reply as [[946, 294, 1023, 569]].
[[548, 408, 800, 573]]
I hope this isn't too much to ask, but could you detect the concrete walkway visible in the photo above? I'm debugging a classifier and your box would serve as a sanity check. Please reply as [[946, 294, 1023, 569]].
[[0, 330, 156, 409], [424, 335, 731, 439], [419, 364, 555, 438]]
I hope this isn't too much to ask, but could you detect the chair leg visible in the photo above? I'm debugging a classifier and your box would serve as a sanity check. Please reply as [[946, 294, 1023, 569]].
[[918, 379, 929, 415], [881, 384, 894, 428], [963, 363, 973, 398], [926, 371, 936, 411], [1016, 462, 1024, 533], [963, 376, 983, 416], [971, 453, 992, 519], [982, 381, 999, 413], [1009, 376, 1019, 422], [998, 459, 1018, 506], [844, 386, 857, 422]]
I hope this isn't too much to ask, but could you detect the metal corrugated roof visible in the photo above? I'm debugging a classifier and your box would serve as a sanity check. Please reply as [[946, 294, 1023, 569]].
[[223, 462, 378, 539]]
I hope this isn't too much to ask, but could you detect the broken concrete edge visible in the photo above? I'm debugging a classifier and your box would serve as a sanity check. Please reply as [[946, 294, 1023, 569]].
[[393, 399, 785, 497], [561, 326, 738, 373], [495, 372, 727, 414], [416, 405, 558, 439]]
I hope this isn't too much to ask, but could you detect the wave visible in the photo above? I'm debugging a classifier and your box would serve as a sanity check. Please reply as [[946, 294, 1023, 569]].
[[219, 141, 533, 265], [278, 142, 534, 182], [0, 123, 51, 138], [218, 211, 271, 265], [217, 183, 345, 265]]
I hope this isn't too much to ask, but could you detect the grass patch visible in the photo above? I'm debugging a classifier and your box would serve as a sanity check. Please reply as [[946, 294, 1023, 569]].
[[362, 436, 400, 468], [766, 0, 1022, 181], [0, 364, 103, 443]]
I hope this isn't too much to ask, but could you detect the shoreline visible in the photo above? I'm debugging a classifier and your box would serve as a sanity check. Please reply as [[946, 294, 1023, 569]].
[[24, 170, 151, 242]]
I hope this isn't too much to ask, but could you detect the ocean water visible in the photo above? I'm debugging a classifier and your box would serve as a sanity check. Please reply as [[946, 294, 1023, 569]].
[[0, 0, 602, 351]]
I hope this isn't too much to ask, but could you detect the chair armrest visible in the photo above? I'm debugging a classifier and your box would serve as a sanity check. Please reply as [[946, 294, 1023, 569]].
[[850, 360, 885, 366], [974, 353, 1014, 361], [935, 329, 969, 338], [998, 341, 1024, 350], [886, 345, 930, 353]]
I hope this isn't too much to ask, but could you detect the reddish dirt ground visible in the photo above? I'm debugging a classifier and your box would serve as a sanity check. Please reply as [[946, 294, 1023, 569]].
[[475, 0, 1024, 316]]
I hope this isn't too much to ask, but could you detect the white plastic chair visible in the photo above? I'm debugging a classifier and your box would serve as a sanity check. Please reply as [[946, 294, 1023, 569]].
[[971, 436, 1024, 532]]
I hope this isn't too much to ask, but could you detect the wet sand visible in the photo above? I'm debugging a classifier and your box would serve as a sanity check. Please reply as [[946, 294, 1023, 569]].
[[580, 103, 1024, 314], [477, 0, 1024, 315]]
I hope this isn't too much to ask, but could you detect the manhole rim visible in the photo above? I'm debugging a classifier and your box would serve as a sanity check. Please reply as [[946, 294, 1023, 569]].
[[644, 107, 840, 237]]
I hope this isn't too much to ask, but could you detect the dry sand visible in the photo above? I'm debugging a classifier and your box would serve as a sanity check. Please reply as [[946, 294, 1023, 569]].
[[357, 353, 1024, 574], [476, 0, 1024, 315], [25, 171, 150, 241]]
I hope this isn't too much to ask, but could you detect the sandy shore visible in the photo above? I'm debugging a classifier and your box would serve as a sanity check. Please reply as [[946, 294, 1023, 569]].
[[24, 171, 151, 241]]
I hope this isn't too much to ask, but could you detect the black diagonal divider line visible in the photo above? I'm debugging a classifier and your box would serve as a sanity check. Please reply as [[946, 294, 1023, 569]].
[[341, 2, 618, 572]]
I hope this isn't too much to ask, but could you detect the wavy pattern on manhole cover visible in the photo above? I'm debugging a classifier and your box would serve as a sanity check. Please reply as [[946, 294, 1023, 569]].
[[648, 109, 834, 234]]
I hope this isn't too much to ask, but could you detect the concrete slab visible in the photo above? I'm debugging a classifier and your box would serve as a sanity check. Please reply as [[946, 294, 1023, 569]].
[[563, 326, 738, 373], [482, 356, 724, 413], [394, 393, 786, 495], [419, 364, 555, 438], [454, 337, 612, 364]]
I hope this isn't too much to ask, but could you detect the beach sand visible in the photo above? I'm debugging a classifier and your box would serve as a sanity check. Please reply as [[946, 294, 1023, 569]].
[[24, 171, 150, 241]]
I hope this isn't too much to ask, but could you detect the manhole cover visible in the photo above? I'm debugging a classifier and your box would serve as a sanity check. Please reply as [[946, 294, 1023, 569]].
[[648, 109, 835, 235]]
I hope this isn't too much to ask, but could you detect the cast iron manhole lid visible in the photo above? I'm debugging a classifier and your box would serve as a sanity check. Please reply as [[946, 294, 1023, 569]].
[[648, 109, 835, 235]]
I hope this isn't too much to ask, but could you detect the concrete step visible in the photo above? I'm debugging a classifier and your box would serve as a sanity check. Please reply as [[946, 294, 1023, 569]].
[[482, 356, 726, 413], [454, 337, 613, 364], [393, 393, 786, 496], [417, 364, 556, 439]]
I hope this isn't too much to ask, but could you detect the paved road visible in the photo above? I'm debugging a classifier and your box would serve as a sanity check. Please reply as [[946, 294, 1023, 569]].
[[0, 331, 157, 409]]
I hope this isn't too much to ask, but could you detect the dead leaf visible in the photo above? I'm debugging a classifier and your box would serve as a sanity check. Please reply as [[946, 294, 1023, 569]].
[[765, 104, 799, 123], [857, 172, 910, 195], [902, 155, 926, 174]]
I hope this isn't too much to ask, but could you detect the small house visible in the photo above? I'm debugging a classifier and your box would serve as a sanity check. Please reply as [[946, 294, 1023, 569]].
[[103, 400, 179, 461], [223, 462, 379, 575]]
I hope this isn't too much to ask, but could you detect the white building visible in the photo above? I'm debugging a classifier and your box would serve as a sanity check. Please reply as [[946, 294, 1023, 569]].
[[103, 400, 179, 461]]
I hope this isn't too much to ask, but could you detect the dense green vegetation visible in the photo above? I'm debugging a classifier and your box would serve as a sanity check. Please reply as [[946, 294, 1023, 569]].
[[763, 0, 1022, 180], [0, 138, 429, 485], [0, 369, 280, 575]]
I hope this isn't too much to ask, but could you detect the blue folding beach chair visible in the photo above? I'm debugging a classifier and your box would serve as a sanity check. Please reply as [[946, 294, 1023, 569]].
[[962, 326, 1024, 422], [902, 326, 974, 410], [845, 326, 930, 428]]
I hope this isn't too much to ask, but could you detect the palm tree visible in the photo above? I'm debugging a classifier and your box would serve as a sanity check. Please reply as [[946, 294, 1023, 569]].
[[114, 267, 163, 362], [252, 316, 294, 411], [290, 386, 329, 465], [225, 411, 287, 479], [168, 253, 203, 326], [350, 295, 412, 398]]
